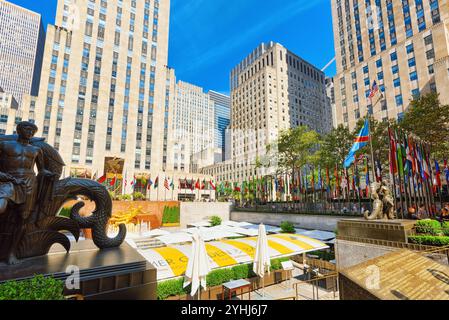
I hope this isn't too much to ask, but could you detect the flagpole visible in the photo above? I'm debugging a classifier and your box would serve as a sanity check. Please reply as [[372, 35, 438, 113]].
[[366, 115, 377, 185]]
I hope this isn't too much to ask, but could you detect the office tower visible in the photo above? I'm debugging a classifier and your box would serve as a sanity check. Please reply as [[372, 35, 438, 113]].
[[209, 90, 230, 161], [331, 0, 449, 130], [0, 90, 36, 135], [33, 0, 171, 185], [0, 0, 45, 106], [202, 42, 332, 182], [171, 80, 215, 172], [326, 77, 337, 128]]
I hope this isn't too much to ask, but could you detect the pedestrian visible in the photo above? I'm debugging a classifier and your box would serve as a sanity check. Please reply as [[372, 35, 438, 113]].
[[418, 204, 428, 219]]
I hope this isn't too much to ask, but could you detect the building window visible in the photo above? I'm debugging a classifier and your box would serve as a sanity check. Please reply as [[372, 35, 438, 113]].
[[395, 94, 403, 106]]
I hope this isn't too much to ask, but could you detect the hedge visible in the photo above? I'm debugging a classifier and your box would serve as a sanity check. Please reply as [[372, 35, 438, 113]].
[[157, 257, 291, 299], [280, 221, 295, 234], [210, 216, 222, 227], [416, 219, 442, 236], [408, 235, 449, 246], [0, 275, 65, 300], [162, 206, 180, 224], [156, 278, 189, 300], [415, 219, 449, 237]]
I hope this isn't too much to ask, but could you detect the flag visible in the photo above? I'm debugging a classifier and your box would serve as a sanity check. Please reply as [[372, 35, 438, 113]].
[[395, 131, 405, 176], [164, 177, 170, 190], [147, 178, 153, 190], [435, 160, 442, 188], [375, 158, 382, 182], [170, 178, 175, 190], [368, 80, 379, 99], [423, 147, 431, 180], [123, 171, 128, 188], [404, 135, 413, 176], [110, 175, 117, 187], [97, 174, 106, 184], [344, 118, 370, 168], [210, 180, 216, 190], [195, 179, 200, 190], [92, 171, 97, 181], [365, 158, 370, 195], [388, 127, 397, 174], [130, 175, 137, 187], [154, 176, 159, 189], [319, 167, 323, 190], [444, 160, 449, 184]]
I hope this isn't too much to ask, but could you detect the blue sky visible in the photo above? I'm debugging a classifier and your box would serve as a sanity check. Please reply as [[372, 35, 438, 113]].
[[9, 0, 336, 95]]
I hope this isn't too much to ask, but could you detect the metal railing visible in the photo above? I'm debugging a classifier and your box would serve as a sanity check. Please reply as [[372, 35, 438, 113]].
[[234, 202, 370, 216], [293, 272, 339, 300]]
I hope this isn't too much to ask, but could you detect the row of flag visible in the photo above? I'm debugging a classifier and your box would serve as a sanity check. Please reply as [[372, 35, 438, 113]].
[[387, 126, 449, 214], [94, 174, 217, 192]]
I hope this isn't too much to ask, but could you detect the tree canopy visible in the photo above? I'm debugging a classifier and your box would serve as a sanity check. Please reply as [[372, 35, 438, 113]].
[[399, 92, 449, 158]]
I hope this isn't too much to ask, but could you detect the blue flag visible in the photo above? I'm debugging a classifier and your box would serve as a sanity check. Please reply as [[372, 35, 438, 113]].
[[344, 118, 370, 168]]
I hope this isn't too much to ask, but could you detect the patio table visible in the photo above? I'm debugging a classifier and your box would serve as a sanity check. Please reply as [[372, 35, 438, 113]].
[[222, 279, 252, 300]]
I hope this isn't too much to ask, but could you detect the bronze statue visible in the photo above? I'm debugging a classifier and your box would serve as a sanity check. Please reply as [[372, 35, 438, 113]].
[[0, 122, 126, 265], [364, 181, 396, 220]]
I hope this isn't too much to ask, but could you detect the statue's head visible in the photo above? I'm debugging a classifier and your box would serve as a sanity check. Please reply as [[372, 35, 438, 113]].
[[17, 121, 38, 140]]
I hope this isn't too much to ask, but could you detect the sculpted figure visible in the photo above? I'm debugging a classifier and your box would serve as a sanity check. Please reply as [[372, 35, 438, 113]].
[[0, 122, 126, 265], [0, 122, 55, 264], [364, 181, 396, 220]]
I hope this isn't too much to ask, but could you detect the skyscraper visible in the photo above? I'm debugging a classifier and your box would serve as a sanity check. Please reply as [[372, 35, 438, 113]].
[[331, 0, 449, 130], [33, 0, 171, 184], [0, 0, 45, 106], [170, 80, 215, 172], [202, 42, 332, 182], [209, 90, 230, 161]]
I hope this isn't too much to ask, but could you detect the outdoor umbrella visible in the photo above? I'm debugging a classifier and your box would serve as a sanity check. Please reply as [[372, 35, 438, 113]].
[[183, 232, 211, 299], [253, 223, 271, 297]]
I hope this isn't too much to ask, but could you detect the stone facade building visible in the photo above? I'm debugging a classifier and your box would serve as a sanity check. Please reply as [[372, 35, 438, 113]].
[[331, 0, 449, 130]]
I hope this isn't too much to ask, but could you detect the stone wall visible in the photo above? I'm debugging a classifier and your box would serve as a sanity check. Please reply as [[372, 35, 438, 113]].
[[180, 202, 232, 228], [230, 211, 345, 231], [335, 239, 399, 270]]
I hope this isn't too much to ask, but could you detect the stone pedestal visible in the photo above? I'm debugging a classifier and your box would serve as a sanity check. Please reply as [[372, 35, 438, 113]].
[[0, 240, 157, 300], [337, 218, 417, 243]]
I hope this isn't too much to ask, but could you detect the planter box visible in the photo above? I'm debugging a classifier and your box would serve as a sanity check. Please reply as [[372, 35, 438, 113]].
[[162, 223, 181, 227], [162, 273, 278, 300]]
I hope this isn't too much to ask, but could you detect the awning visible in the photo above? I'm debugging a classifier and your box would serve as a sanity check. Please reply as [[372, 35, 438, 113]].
[[222, 221, 254, 228], [138, 233, 329, 281], [297, 230, 336, 241], [217, 225, 260, 236], [187, 221, 212, 228], [156, 232, 192, 245], [245, 224, 282, 234], [182, 227, 242, 241]]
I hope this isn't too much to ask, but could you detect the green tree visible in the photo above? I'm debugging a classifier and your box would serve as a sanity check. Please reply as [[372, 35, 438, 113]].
[[267, 126, 321, 176], [319, 124, 353, 169], [399, 92, 449, 158]]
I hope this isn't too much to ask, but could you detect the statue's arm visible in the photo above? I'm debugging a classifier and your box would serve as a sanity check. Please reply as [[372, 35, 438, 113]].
[[36, 149, 50, 175], [0, 143, 18, 183]]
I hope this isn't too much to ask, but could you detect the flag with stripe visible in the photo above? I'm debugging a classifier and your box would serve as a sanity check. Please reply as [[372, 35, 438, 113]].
[[344, 118, 370, 168]]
